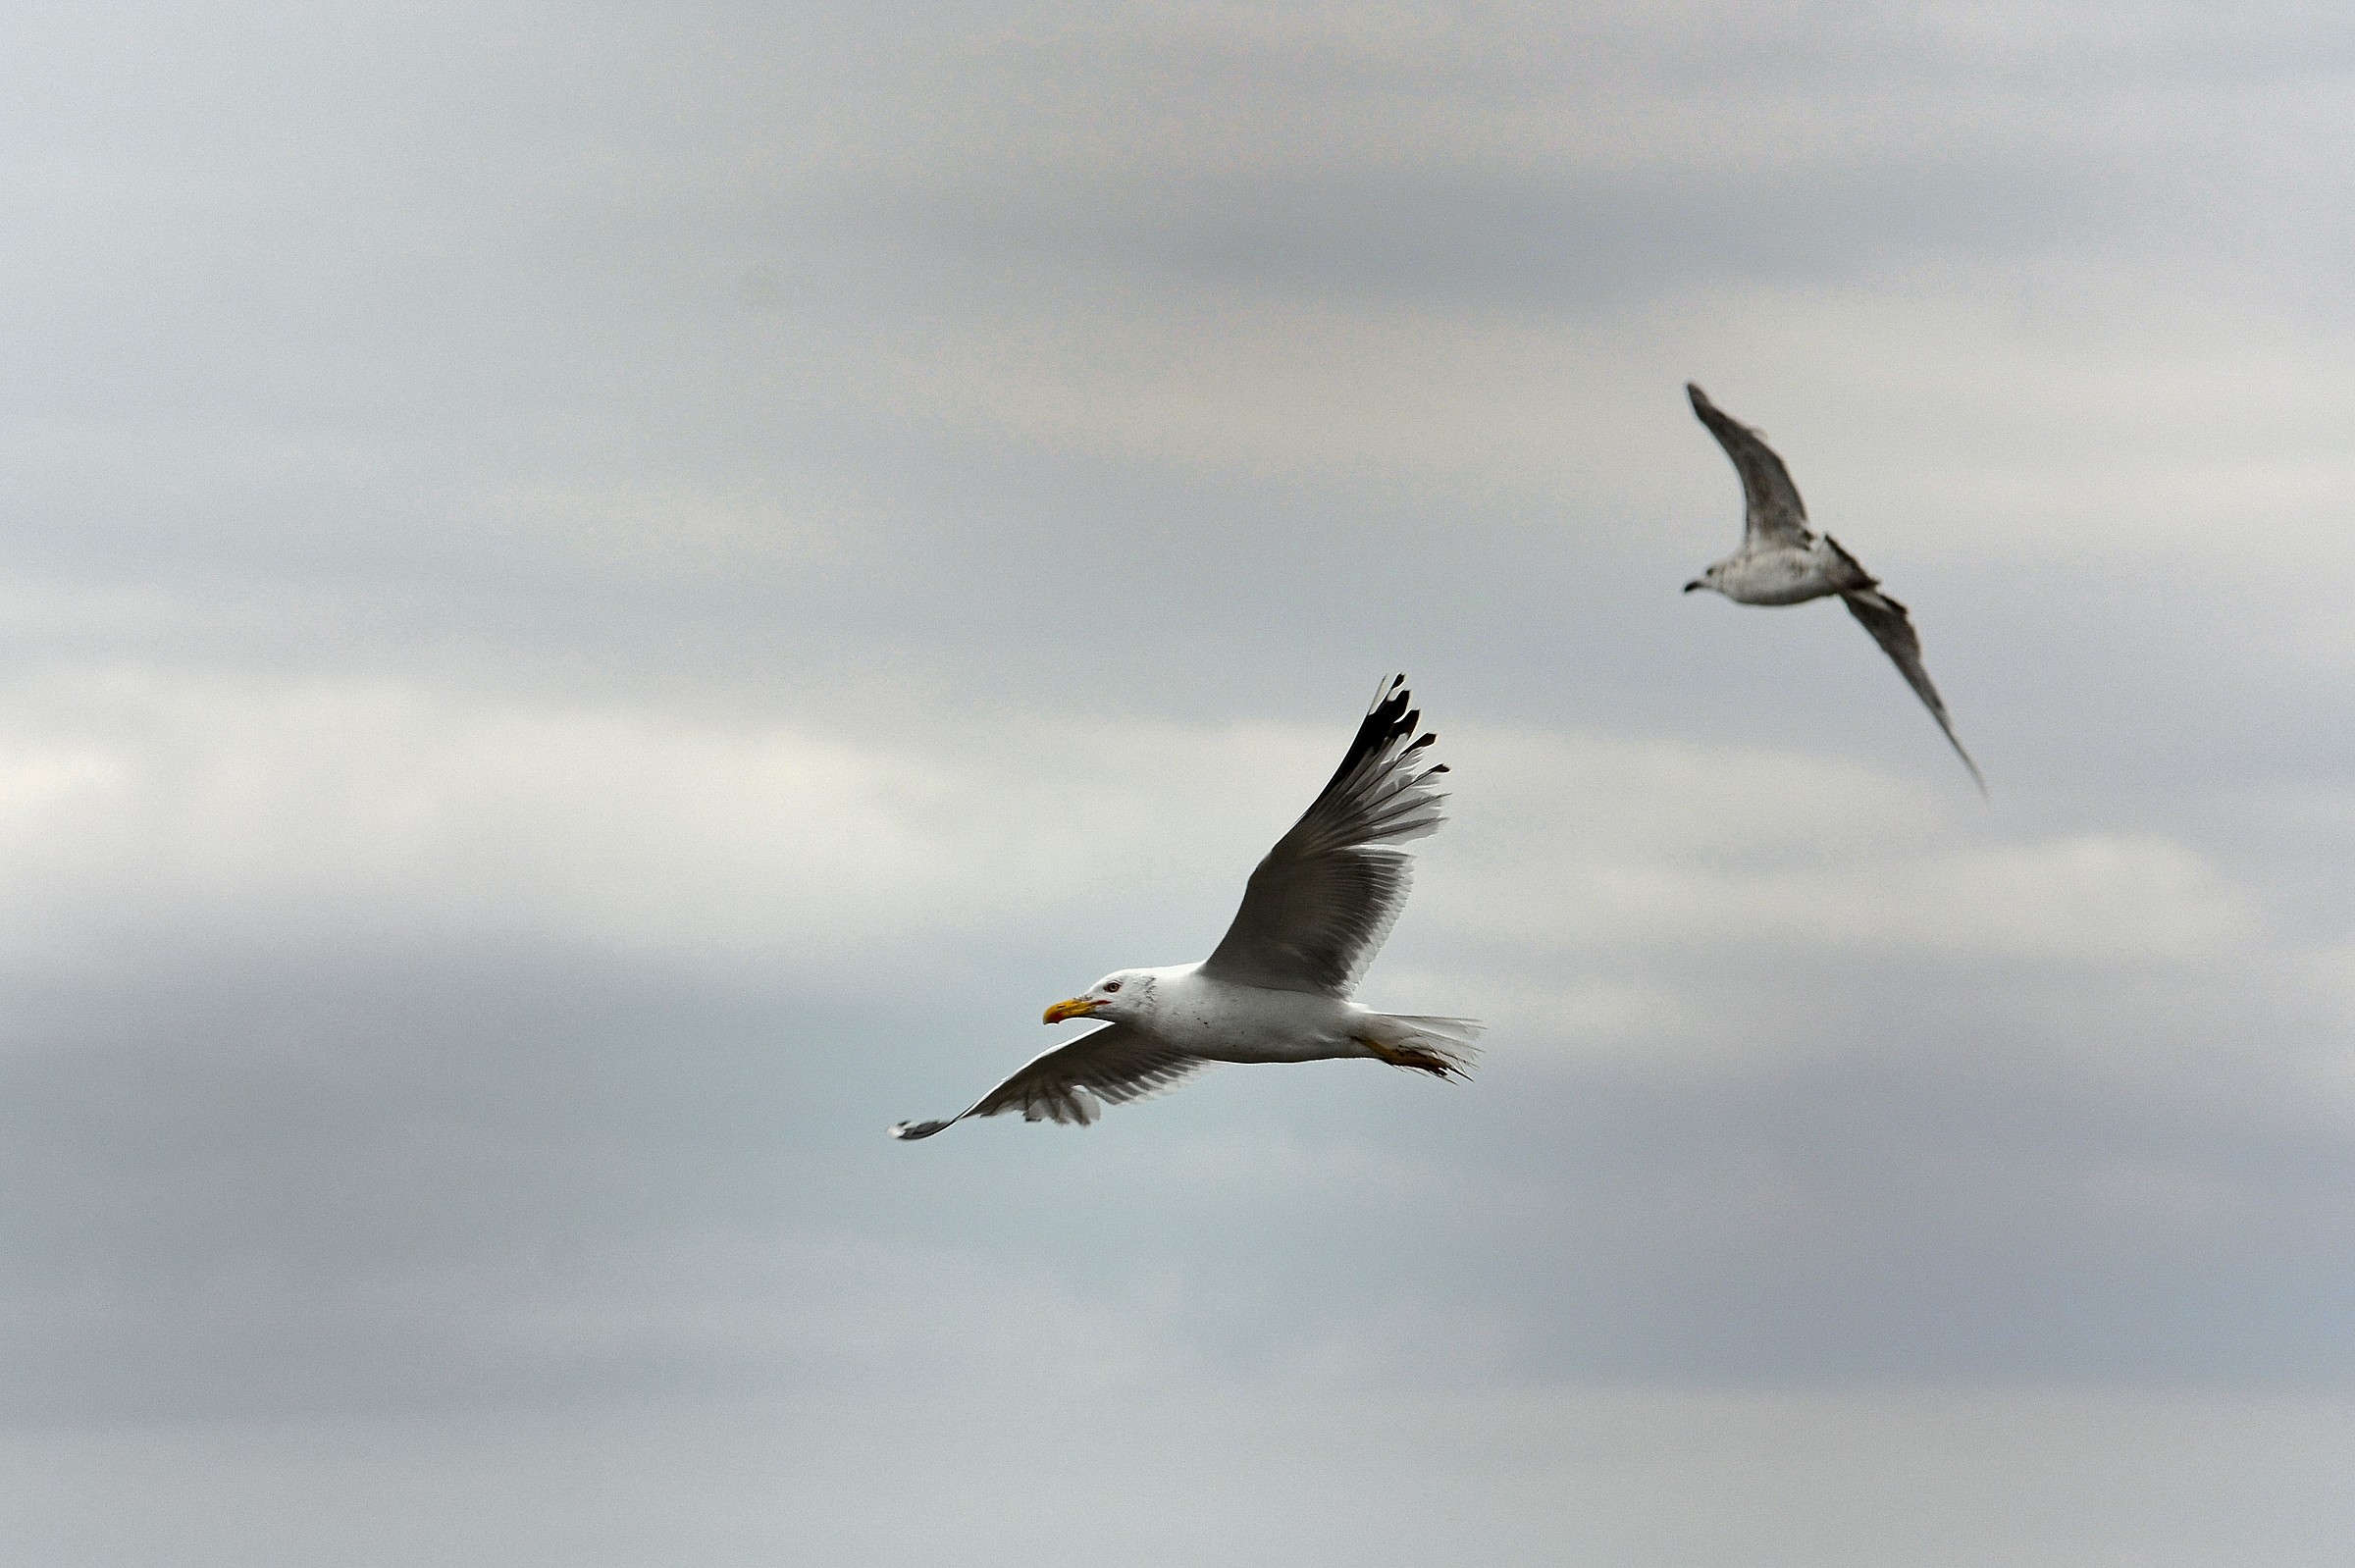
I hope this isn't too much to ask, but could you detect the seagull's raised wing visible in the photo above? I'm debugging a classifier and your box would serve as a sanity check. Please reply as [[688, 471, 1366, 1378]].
[[1841, 587, 1986, 795], [889, 1024, 1210, 1139], [1197, 675, 1449, 999], [1689, 383, 1813, 548]]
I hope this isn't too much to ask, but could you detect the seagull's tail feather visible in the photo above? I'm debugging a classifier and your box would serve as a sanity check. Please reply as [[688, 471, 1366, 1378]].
[[1820, 533, 1879, 590], [1385, 1014, 1485, 1044], [1365, 1013, 1485, 1079]]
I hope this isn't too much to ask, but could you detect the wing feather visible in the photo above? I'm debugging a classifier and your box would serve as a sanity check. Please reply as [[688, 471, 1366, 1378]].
[[889, 1023, 1210, 1139], [1196, 675, 1450, 998], [1689, 383, 1814, 548], [1841, 588, 1986, 795]]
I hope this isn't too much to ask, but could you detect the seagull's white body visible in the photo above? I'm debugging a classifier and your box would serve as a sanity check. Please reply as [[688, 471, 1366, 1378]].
[[1682, 383, 1984, 792], [1700, 536, 1870, 606], [891, 676, 1481, 1138], [1086, 963, 1444, 1065]]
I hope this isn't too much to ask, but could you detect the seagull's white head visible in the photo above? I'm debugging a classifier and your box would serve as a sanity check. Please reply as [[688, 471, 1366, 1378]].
[[1684, 561, 1723, 595], [1043, 969, 1155, 1025]]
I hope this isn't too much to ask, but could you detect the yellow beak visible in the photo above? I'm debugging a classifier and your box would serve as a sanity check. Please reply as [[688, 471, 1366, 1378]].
[[1042, 997, 1099, 1024]]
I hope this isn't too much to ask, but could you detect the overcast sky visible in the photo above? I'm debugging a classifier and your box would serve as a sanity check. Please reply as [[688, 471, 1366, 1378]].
[[5, 3, 2355, 1563]]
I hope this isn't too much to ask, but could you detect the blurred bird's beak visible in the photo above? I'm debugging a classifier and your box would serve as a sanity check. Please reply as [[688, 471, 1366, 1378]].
[[1683, 580, 1702, 593], [1043, 997, 1099, 1024]]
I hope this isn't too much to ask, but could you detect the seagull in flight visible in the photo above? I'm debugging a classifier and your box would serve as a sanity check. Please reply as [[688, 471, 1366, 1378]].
[[1682, 383, 1984, 793], [891, 676, 1482, 1138]]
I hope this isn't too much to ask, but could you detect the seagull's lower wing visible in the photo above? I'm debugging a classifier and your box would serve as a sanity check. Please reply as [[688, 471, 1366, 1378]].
[[1841, 588, 1985, 794], [889, 1023, 1212, 1139]]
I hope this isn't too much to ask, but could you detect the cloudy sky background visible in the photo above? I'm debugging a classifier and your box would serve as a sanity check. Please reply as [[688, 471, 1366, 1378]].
[[5, 2, 2355, 1562]]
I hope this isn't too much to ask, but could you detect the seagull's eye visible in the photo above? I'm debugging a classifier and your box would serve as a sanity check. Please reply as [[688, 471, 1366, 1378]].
[[1103, 981, 1122, 993]]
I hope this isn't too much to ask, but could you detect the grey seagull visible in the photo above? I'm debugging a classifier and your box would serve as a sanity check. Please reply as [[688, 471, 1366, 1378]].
[[1682, 383, 1984, 793]]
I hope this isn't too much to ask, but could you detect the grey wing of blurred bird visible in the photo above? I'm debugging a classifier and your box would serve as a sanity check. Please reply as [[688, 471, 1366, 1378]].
[[1688, 382, 1815, 549], [888, 1024, 1211, 1139], [1841, 588, 1986, 795], [1196, 674, 1450, 999]]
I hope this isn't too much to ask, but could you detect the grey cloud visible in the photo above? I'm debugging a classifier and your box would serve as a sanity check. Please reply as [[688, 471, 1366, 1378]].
[[887, 157, 2123, 309], [5, 1385, 2351, 1567], [1, 883, 2346, 1432]]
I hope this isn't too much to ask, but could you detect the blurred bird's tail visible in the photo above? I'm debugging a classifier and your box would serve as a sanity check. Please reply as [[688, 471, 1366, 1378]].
[[1820, 534, 1879, 591]]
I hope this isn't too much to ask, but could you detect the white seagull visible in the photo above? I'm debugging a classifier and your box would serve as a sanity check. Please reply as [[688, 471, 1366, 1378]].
[[891, 676, 1482, 1138], [1682, 383, 1984, 793]]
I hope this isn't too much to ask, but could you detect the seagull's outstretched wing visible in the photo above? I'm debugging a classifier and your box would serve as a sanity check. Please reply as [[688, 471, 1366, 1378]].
[[889, 1024, 1210, 1139], [1197, 675, 1449, 999], [1841, 588, 1986, 795], [1689, 383, 1813, 548]]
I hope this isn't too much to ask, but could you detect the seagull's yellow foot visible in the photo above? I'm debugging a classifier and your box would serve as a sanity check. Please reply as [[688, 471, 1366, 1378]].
[[1357, 1037, 1467, 1081]]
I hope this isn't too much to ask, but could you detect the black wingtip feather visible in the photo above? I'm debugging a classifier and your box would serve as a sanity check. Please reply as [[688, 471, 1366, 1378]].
[[1313, 675, 1423, 804]]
